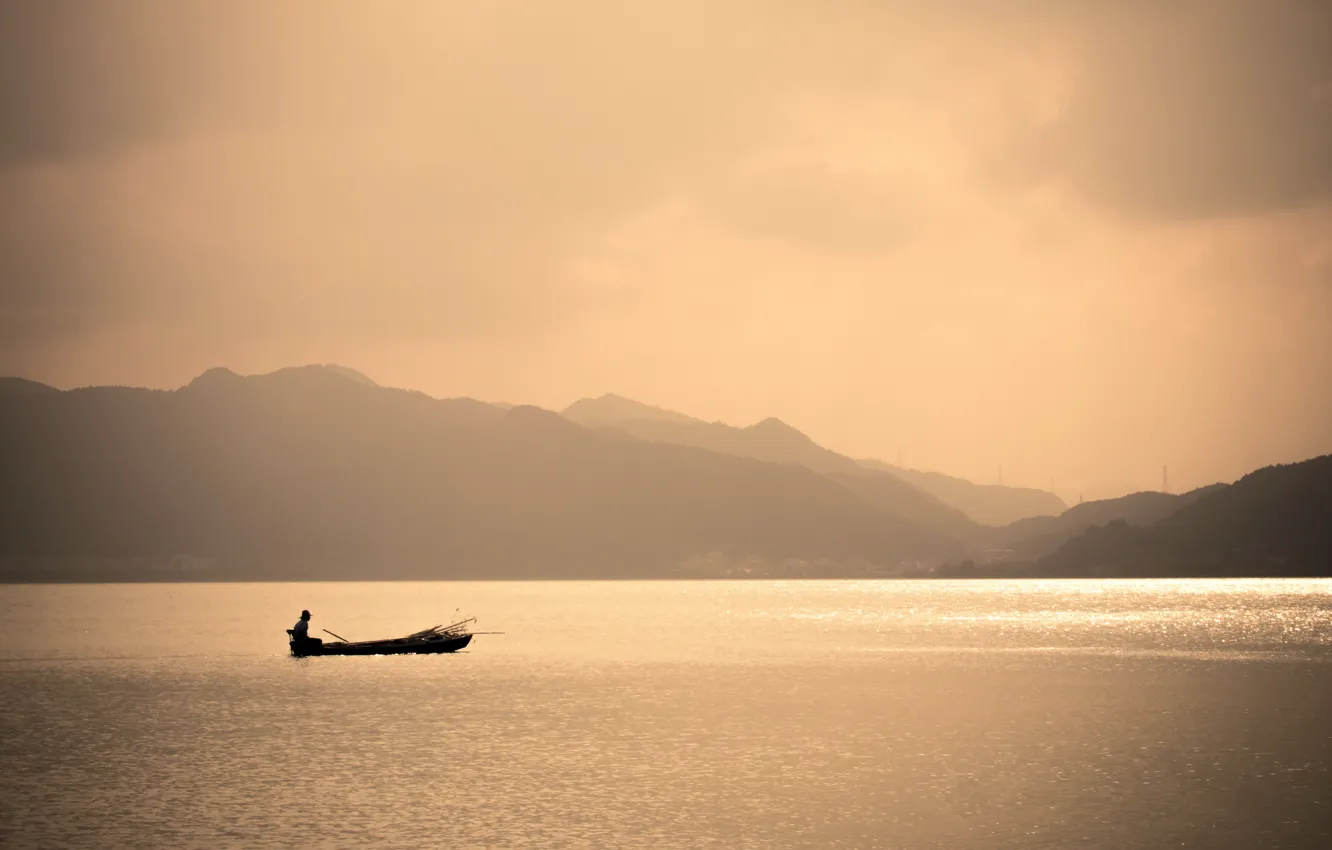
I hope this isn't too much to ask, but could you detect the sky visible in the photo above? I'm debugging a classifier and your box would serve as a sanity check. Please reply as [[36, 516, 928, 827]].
[[2, 0, 1330, 501]]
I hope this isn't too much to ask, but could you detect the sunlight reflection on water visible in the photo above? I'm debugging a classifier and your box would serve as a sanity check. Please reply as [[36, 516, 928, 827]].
[[1, 579, 1330, 849]]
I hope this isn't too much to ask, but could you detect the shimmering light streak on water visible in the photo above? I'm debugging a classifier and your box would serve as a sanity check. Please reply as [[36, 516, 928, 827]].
[[1, 579, 1329, 849]]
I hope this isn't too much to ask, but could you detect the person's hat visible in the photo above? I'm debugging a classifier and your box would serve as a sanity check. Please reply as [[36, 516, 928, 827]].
[[301, 610, 311, 619]]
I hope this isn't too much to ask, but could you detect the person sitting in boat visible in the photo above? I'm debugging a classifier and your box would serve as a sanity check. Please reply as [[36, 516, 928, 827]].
[[288, 610, 322, 650]]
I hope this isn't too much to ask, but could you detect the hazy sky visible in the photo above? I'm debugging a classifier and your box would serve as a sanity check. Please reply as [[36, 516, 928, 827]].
[[3, 0, 1330, 500]]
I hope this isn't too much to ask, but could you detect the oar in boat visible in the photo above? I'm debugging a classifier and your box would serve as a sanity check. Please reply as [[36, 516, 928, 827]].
[[322, 629, 351, 643]]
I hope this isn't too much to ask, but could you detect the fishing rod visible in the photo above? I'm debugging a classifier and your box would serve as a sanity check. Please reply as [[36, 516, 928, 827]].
[[322, 629, 350, 642]]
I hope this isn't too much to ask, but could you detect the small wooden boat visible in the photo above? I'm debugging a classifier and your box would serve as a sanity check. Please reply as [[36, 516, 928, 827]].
[[289, 620, 475, 658]]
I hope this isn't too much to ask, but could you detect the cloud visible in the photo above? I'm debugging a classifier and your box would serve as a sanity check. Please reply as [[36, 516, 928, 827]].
[[2, 0, 1330, 498], [997, 0, 1332, 219], [0, 2, 280, 169], [0, 1, 793, 348], [705, 159, 929, 254]]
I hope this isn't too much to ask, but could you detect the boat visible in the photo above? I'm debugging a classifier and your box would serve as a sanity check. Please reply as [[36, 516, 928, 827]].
[[288, 620, 475, 658]]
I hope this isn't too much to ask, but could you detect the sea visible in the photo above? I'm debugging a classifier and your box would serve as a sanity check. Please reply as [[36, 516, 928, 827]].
[[1, 579, 1329, 849]]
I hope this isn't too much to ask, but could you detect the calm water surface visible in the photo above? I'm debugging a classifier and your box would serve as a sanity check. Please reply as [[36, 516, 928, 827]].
[[2, 579, 1330, 849]]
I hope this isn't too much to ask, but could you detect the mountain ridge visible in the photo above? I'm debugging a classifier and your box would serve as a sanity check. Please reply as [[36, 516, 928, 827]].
[[0, 367, 961, 581], [980, 484, 1229, 560], [6, 370, 1321, 581], [0, 377, 60, 395], [858, 458, 1067, 526], [562, 394, 980, 535], [562, 394, 1063, 529], [1031, 456, 1332, 577]]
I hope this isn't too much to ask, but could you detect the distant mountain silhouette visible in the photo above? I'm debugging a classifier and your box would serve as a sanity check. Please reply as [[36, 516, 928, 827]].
[[565, 396, 861, 474], [824, 472, 977, 539], [562, 395, 976, 536], [320, 365, 378, 387], [564, 395, 1064, 528], [0, 367, 962, 581], [1031, 456, 1332, 577], [564, 393, 704, 428], [858, 459, 1066, 526], [984, 484, 1228, 560], [0, 377, 59, 395]]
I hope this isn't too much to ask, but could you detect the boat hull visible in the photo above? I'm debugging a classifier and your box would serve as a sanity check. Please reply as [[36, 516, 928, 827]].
[[290, 633, 472, 657]]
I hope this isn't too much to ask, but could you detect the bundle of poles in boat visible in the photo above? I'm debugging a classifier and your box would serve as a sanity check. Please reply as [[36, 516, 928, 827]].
[[405, 618, 477, 641], [319, 616, 503, 646], [416, 618, 505, 639]]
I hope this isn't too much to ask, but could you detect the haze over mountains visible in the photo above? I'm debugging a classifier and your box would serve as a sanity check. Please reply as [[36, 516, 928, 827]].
[[0, 367, 956, 580], [1034, 457, 1332, 577], [981, 485, 1229, 561], [563, 393, 1064, 529], [2, 366, 1328, 581], [856, 460, 1066, 527], [946, 457, 1332, 578]]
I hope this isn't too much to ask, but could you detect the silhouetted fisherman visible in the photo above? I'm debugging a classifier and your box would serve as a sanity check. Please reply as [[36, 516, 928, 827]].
[[288, 609, 322, 650]]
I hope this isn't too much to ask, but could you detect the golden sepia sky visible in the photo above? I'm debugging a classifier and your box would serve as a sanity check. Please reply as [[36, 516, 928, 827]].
[[2, 1, 1330, 500]]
